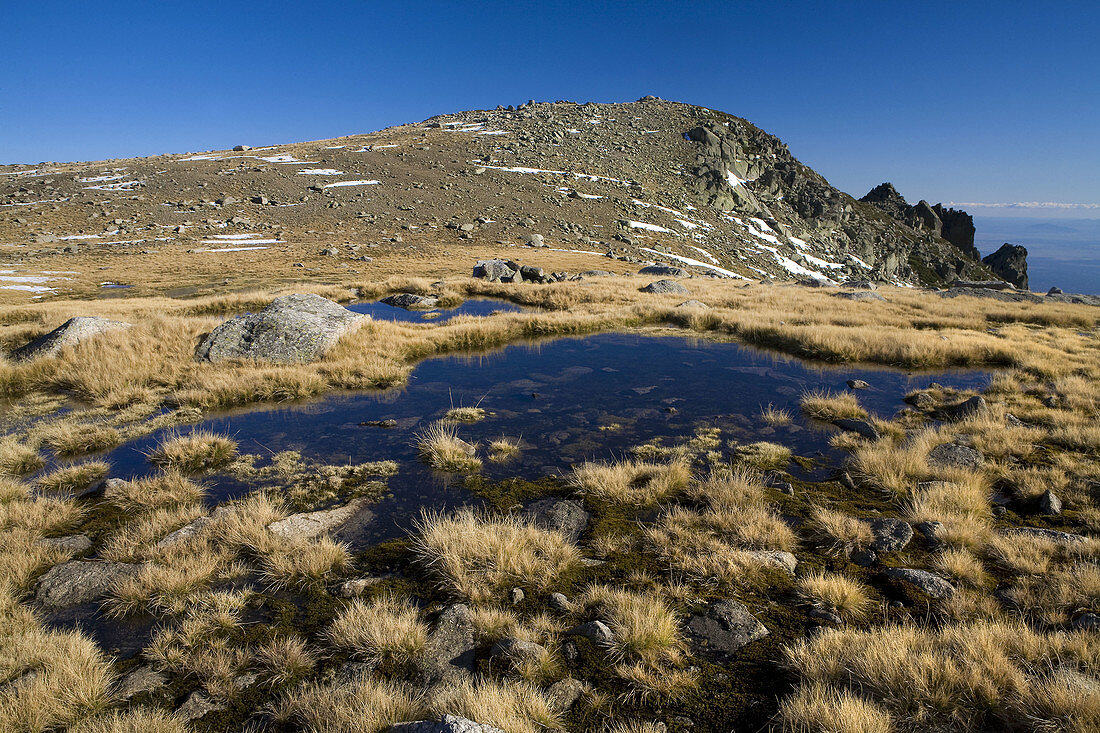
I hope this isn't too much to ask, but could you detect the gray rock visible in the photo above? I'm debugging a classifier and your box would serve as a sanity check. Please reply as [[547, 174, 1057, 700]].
[[115, 664, 166, 700], [489, 637, 547, 666], [641, 279, 690, 295], [870, 518, 914, 553], [233, 145, 252, 151], [267, 497, 370, 540], [549, 592, 572, 611], [510, 587, 525, 605], [809, 607, 843, 625], [833, 291, 887, 302], [882, 568, 955, 601], [522, 498, 589, 542], [419, 604, 477, 684], [578, 270, 614, 277], [742, 550, 798, 575], [1003, 527, 1090, 545], [472, 259, 517, 282], [389, 715, 505, 733], [12, 317, 132, 360], [686, 600, 768, 658], [1038, 490, 1063, 515], [519, 265, 548, 282], [176, 691, 224, 722], [156, 516, 213, 548], [833, 418, 880, 440], [37, 534, 92, 554], [639, 265, 690, 278], [546, 677, 588, 710], [927, 443, 984, 470], [982, 243, 1029, 290], [568, 620, 615, 645], [850, 547, 878, 566], [519, 233, 544, 247], [381, 293, 440, 309], [951, 279, 1015, 291], [1072, 613, 1100, 631], [676, 299, 709, 309], [842, 280, 878, 290], [941, 395, 988, 421], [195, 293, 365, 364], [337, 575, 393, 598], [35, 560, 141, 608], [846, 379, 870, 390]]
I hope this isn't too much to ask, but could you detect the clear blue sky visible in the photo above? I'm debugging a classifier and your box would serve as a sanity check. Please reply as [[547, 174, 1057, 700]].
[[3, 1, 1098, 215]]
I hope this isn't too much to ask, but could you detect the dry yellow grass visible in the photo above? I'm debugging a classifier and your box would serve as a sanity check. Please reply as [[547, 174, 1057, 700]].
[[326, 595, 428, 668], [800, 390, 868, 422], [415, 421, 482, 473], [258, 535, 351, 590], [148, 430, 238, 474], [105, 469, 205, 513], [32, 460, 109, 494], [488, 435, 521, 461], [443, 406, 487, 423], [270, 673, 425, 732], [80, 708, 188, 733], [779, 683, 894, 733], [571, 459, 690, 507], [413, 508, 582, 603], [810, 507, 873, 554], [760, 403, 793, 425], [254, 635, 317, 687], [429, 677, 564, 733], [580, 585, 685, 666], [796, 571, 874, 620], [0, 439, 44, 476], [39, 421, 122, 457], [733, 440, 793, 469]]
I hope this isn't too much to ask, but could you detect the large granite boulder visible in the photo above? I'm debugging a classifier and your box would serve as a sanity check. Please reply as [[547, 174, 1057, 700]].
[[381, 293, 440, 309], [641, 279, 690, 295], [389, 717, 504, 733], [12, 317, 132, 360], [418, 604, 477, 684], [639, 265, 690, 278], [472, 259, 518, 282], [195, 294, 365, 364], [982, 243, 1029, 290]]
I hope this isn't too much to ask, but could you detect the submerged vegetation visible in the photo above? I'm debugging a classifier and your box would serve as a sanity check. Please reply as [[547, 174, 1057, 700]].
[[0, 270, 1098, 731]]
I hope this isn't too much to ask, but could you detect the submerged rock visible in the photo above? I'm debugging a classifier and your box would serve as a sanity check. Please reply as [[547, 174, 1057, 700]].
[[195, 293, 365, 364], [686, 600, 768, 658], [35, 560, 141, 608], [12, 317, 132, 360], [640, 279, 690, 295]]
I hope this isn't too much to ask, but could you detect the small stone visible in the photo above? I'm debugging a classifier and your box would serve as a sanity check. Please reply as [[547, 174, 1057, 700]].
[[833, 418, 880, 440], [808, 607, 843, 625], [1038, 490, 1063, 515], [510, 587, 525, 605], [846, 379, 870, 390], [850, 547, 878, 567], [176, 691, 224, 722], [567, 620, 614, 645], [522, 498, 589, 542], [883, 568, 955, 601], [549, 592, 571, 612], [686, 600, 768, 659], [337, 575, 392, 598], [546, 678, 588, 710], [870, 518, 914, 553], [115, 664, 166, 700]]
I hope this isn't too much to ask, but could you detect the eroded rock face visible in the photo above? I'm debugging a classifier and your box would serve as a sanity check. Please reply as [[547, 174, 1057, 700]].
[[195, 293, 365, 364], [982, 243, 1029, 290], [35, 560, 141, 608], [12, 317, 132, 360]]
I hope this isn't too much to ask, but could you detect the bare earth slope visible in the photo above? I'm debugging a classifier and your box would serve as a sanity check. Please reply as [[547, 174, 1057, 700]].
[[0, 97, 993, 301]]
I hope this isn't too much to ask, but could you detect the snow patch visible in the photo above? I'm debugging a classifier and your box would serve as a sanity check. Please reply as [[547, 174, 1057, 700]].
[[627, 220, 673, 233], [323, 180, 381, 188], [638, 248, 748, 280], [196, 246, 271, 252], [297, 169, 344, 175]]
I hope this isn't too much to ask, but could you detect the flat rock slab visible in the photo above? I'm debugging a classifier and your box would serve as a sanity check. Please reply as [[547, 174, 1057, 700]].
[[833, 418, 880, 440], [195, 293, 365, 364], [640, 265, 690, 278], [35, 560, 141, 608], [686, 600, 768, 659], [833, 291, 887, 302], [12, 317, 131, 360], [389, 716, 504, 733], [883, 568, 955, 601], [870, 518, 914, 553], [641, 279, 690, 295], [927, 443, 984, 470], [267, 497, 370, 540], [115, 664, 166, 700], [381, 293, 440, 309], [522, 498, 590, 542], [37, 534, 93, 554], [742, 550, 798, 575], [1003, 527, 1091, 546]]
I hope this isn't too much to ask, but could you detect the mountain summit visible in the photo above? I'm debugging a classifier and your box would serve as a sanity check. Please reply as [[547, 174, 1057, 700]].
[[1, 97, 996, 287]]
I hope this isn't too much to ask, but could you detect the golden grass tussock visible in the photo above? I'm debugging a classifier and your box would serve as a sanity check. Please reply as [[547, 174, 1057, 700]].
[[39, 421, 122, 457], [105, 469, 205, 513], [148, 430, 238, 474], [782, 620, 1100, 731], [326, 595, 428, 668], [428, 677, 564, 733], [1004, 562, 1100, 626], [270, 673, 426, 733], [0, 439, 44, 476], [80, 708, 188, 733], [488, 435, 521, 461], [413, 508, 582, 603], [778, 683, 895, 733], [760, 403, 793, 425], [254, 635, 317, 687], [580, 585, 685, 666], [810, 507, 873, 554], [415, 420, 482, 473], [443, 406, 487, 423], [733, 440, 793, 470], [571, 459, 690, 507], [258, 535, 351, 590], [796, 571, 874, 620], [800, 389, 868, 422], [32, 460, 110, 494], [934, 548, 992, 588], [0, 527, 69, 590]]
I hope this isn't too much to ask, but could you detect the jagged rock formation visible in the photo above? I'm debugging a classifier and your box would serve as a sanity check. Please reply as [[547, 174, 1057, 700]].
[[982, 243, 1029, 290], [1, 97, 1003, 288]]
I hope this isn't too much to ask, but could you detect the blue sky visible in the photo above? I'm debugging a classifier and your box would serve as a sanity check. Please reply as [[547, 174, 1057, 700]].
[[3, 1, 1097, 215]]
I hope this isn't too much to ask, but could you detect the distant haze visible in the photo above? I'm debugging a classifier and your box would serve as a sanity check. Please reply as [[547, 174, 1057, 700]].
[[973, 216, 1100, 295]]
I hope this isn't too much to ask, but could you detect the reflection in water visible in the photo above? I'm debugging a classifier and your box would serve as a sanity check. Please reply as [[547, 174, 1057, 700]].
[[99, 333, 990, 547], [345, 297, 525, 323]]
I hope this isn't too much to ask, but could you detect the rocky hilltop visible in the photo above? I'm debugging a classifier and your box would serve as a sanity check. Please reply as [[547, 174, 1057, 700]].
[[1, 97, 998, 289]]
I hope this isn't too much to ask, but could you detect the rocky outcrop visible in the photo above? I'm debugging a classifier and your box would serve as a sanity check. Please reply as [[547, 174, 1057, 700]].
[[267, 497, 371, 540], [982, 243, 1029, 290], [418, 604, 477, 684], [932, 204, 978, 259], [389, 717, 504, 733], [12, 317, 132, 360], [641, 279, 690, 295], [381, 293, 440, 309], [522, 498, 590, 542], [195, 294, 365, 364], [35, 560, 141, 607]]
